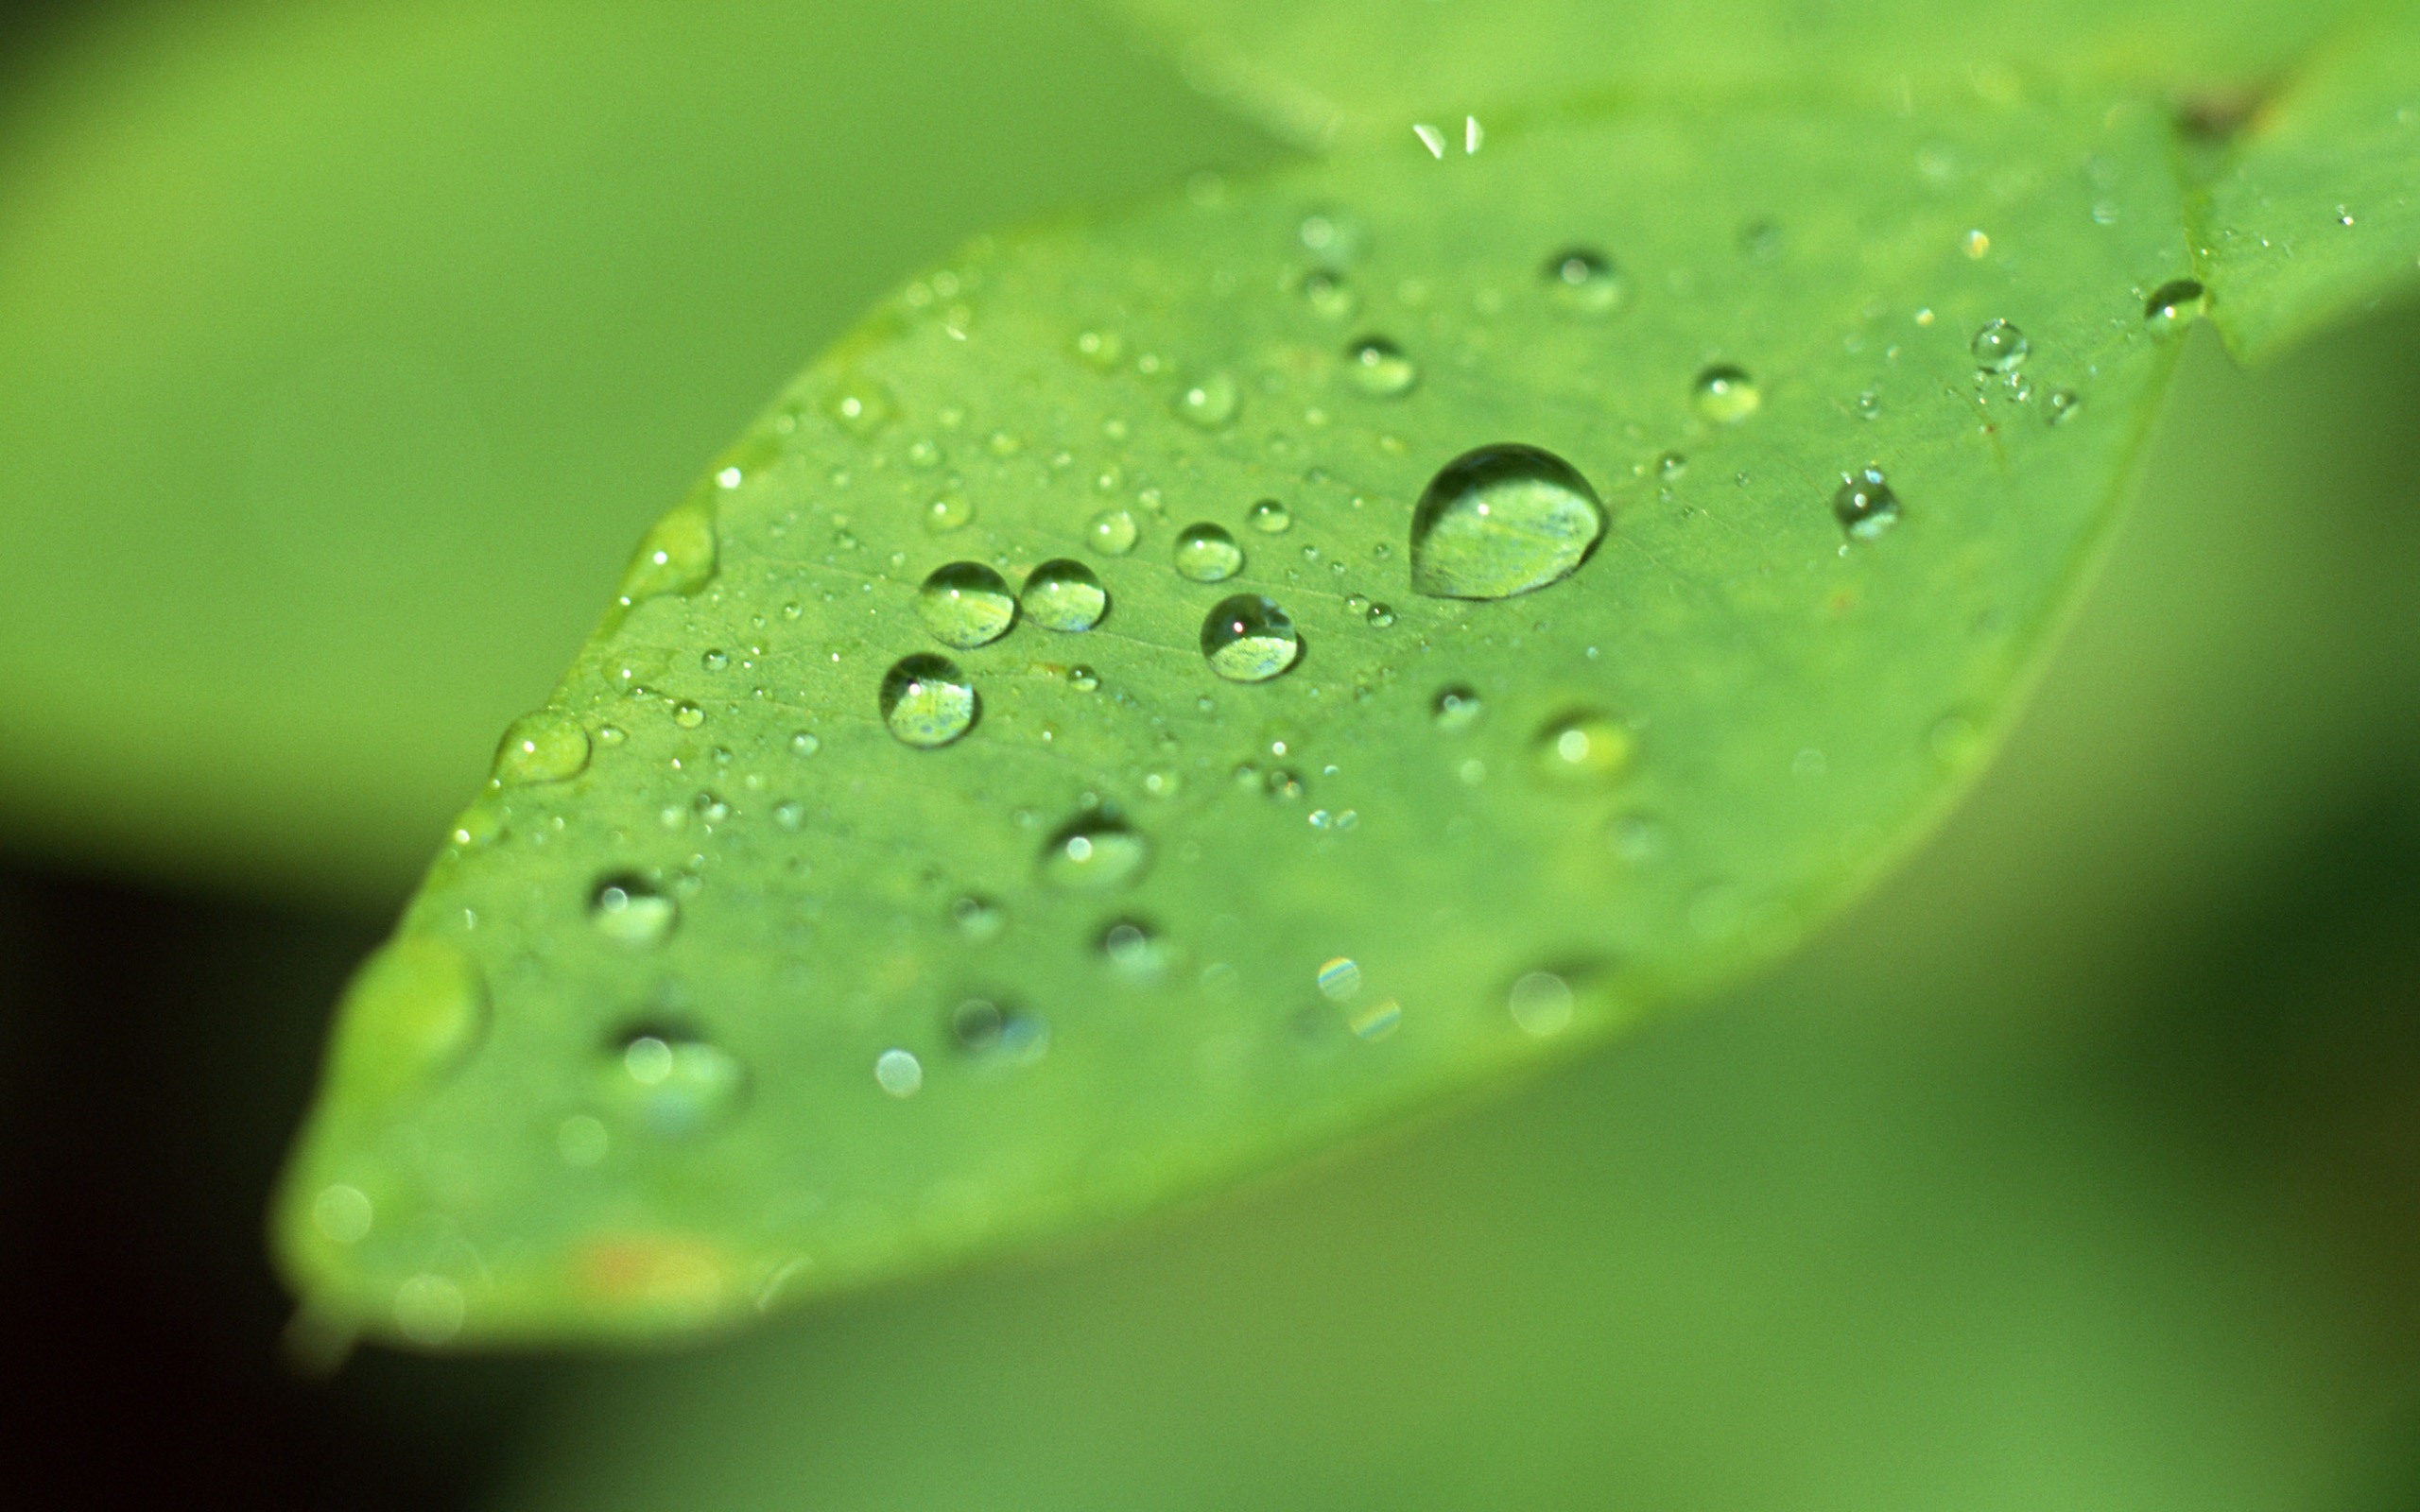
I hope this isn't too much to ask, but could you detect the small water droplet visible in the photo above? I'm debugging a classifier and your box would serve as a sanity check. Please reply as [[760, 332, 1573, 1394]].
[[824, 376, 895, 435], [618, 499, 717, 603], [950, 894, 1005, 941], [1040, 815, 1151, 890], [1535, 712, 1634, 782], [1831, 466, 1902, 541], [1344, 335, 1419, 398], [1962, 229, 1991, 259], [1409, 444, 1606, 601], [1543, 246, 1623, 314], [880, 654, 979, 747], [1173, 523, 1244, 582], [1088, 508, 1139, 557], [1969, 318, 2030, 372], [1508, 971, 1575, 1037], [1432, 685, 1484, 730], [2044, 387, 2082, 425], [1021, 559, 1109, 632], [590, 874, 678, 947], [1067, 664, 1101, 692], [556, 1113, 609, 1167], [1174, 370, 1240, 429], [873, 1048, 924, 1098], [312, 1183, 373, 1246], [700, 648, 730, 673], [916, 562, 1017, 648], [1692, 365, 1760, 424], [1658, 450, 1688, 477], [1364, 602, 1395, 628], [1099, 919, 1167, 980], [1300, 268, 1360, 320], [493, 711, 590, 786], [1247, 498, 1293, 534], [789, 730, 822, 758], [1201, 594, 1303, 682], [608, 1029, 747, 1134], [2143, 278, 2211, 335], [1298, 208, 1369, 261], [670, 700, 705, 730], [1316, 956, 1363, 1001], [923, 494, 974, 534], [1075, 329, 1125, 369], [1346, 998, 1401, 1040], [393, 1274, 465, 1346]]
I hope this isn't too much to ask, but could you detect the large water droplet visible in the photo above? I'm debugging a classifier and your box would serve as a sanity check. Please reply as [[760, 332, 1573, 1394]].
[[325, 936, 488, 1109], [881, 654, 979, 747], [1088, 508, 1139, 557], [1691, 364, 1761, 423], [1040, 815, 1151, 890], [618, 498, 717, 602], [1409, 444, 1606, 601], [1831, 466, 1902, 541], [1543, 247, 1623, 313], [1174, 523, 1245, 582], [1534, 712, 1634, 782], [1201, 594, 1303, 682], [1021, 559, 1109, 632], [916, 562, 1017, 648], [606, 1029, 747, 1135], [2143, 277, 2211, 335], [1174, 370, 1240, 429], [493, 711, 590, 785], [1969, 318, 2030, 372], [590, 873, 679, 947], [1344, 335, 1419, 398]]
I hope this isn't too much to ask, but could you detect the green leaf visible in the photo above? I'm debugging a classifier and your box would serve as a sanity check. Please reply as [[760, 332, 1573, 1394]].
[[0, 0, 1269, 899], [278, 84, 2238, 1346], [1097, 0, 2359, 146], [2198, 5, 2420, 358]]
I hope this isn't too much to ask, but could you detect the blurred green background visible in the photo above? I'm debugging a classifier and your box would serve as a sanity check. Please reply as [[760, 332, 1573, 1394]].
[[3, 1, 2416, 1507]]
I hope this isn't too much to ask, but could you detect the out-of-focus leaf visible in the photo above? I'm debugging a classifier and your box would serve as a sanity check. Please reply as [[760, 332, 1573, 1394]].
[[0, 0, 1271, 898], [276, 87, 2224, 1346]]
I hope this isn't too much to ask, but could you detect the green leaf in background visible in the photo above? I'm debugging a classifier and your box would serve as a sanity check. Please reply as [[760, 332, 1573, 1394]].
[[278, 74, 2273, 1346], [2199, 5, 2420, 357], [0, 0, 1270, 900], [1097, 0, 2360, 146]]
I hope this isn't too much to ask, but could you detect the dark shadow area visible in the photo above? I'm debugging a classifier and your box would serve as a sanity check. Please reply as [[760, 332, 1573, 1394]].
[[0, 864, 562, 1510]]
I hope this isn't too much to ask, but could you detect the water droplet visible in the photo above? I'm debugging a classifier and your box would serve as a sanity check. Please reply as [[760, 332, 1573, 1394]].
[[1247, 498, 1293, 534], [1265, 767, 1305, 801], [916, 562, 1017, 649], [1075, 329, 1125, 369], [1969, 318, 2030, 372], [1174, 370, 1240, 429], [1298, 208, 1369, 261], [1021, 559, 1109, 632], [951, 894, 1005, 941], [1692, 365, 1761, 424], [923, 493, 974, 534], [824, 376, 895, 435], [2045, 387, 2082, 426], [1067, 664, 1101, 692], [1099, 919, 1167, 980], [789, 730, 822, 758], [1508, 971, 1575, 1037], [1174, 524, 1244, 582], [1432, 685, 1484, 730], [1831, 466, 1902, 541], [1346, 999, 1402, 1040], [1658, 450, 1688, 477], [312, 1183, 373, 1245], [1316, 957, 1363, 1001], [2143, 278, 2211, 335], [1040, 815, 1151, 890], [1535, 712, 1634, 782], [1344, 335, 1419, 398], [1962, 228, 1991, 259], [1201, 594, 1303, 682], [670, 700, 705, 730], [608, 1029, 747, 1134], [493, 711, 590, 785], [618, 499, 717, 602], [1083, 508, 1139, 558], [590, 874, 678, 947], [324, 937, 487, 1109], [1364, 602, 1395, 628], [950, 1000, 1050, 1065], [393, 1274, 465, 1347], [700, 648, 730, 673], [1300, 268, 1360, 320], [1409, 444, 1606, 601], [556, 1113, 609, 1167], [880, 654, 979, 747], [873, 1048, 924, 1098], [1543, 247, 1623, 313]]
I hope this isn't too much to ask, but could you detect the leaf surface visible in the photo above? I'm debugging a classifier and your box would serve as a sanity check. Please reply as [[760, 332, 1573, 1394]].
[[278, 88, 2225, 1345]]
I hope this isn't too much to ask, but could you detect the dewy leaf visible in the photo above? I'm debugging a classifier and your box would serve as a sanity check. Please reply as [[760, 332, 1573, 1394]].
[[1098, 0, 2359, 146], [2197, 5, 2420, 359], [278, 88, 2216, 1347]]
